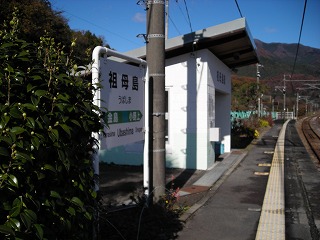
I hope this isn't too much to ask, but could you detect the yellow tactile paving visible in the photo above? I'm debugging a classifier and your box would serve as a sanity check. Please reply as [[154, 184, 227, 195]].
[[255, 120, 290, 240]]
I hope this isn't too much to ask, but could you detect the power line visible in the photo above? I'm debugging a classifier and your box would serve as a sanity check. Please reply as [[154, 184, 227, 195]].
[[234, 0, 243, 18], [290, 0, 308, 79], [61, 10, 141, 47], [183, 0, 193, 32], [168, 14, 182, 35], [175, 0, 190, 29]]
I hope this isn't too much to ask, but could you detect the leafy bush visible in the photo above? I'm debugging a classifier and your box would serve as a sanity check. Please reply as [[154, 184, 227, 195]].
[[258, 119, 270, 128], [0, 11, 102, 239], [260, 115, 274, 127], [232, 118, 255, 137]]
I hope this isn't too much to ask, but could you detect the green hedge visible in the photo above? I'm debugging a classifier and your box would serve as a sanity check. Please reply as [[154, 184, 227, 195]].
[[0, 11, 103, 239]]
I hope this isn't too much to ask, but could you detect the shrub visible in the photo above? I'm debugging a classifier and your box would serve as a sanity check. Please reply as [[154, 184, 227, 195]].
[[0, 11, 102, 239], [258, 119, 269, 128], [263, 114, 274, 127]]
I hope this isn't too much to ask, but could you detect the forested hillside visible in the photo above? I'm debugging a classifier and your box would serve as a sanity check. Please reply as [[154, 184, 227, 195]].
[[0, 0, 108, 65], [236, 39, 320, 80], [232, 40, 320, 112]]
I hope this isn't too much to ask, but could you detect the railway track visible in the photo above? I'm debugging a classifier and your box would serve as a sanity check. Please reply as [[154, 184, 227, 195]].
[[301, 115, 320, 162]]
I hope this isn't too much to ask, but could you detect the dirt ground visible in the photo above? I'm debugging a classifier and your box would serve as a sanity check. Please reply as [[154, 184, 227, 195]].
[[99, 163, 206, 205]]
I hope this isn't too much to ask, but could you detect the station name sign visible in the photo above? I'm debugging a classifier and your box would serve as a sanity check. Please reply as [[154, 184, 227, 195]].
[[99, 58, 146, 149]]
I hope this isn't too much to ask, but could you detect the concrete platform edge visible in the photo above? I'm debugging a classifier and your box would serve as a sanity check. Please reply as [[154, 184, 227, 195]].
[[179, 151, 248, 222]]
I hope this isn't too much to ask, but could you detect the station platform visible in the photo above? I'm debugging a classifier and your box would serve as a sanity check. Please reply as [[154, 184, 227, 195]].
[[99, 119, 320, 239], [177, 119, 320, 240]]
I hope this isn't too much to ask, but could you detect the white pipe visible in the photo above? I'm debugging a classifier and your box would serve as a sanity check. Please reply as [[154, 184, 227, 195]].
[[91, 47, 103, 191], [93, 46, 147, 66], [91, 46, 147, 191], [143, 69, 149, 196]]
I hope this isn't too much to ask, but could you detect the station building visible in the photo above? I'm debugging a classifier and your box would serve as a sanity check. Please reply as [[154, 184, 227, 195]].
[[99, 18, 259, 170]]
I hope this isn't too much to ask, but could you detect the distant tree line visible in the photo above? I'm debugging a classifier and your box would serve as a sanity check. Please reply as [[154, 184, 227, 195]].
[[0, 0, 109, 65], [231, 75, 270, 112]]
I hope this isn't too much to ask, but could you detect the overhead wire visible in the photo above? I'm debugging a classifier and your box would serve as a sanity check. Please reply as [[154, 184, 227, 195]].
[[58, 10, 141, 47], [260, 66, 272, 80], [234, 0, 243, 18], [174, 0, 195, 55], [183, 0, 193, 33], [175, 0, 190, 28], [290, 0, 308, 80], [168, 14, 182, 35]]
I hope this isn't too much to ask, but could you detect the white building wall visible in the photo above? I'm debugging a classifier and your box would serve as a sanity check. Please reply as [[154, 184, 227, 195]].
[[205, 51, 232, 153], [165, 53, 202, 169], [195, 55, 210, 170], [164, 56, 189, 168], [99, 49, 232, 170], [165, 49, 231, 170]]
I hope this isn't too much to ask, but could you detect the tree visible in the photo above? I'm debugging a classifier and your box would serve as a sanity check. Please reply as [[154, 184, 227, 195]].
[[231, 75, 270, 111], [72, 30, 108, 65], [0, 11, 103, 239], [232, 76, 257, 111], [0, 0, 72, 46], [0, 0, 108, 66]]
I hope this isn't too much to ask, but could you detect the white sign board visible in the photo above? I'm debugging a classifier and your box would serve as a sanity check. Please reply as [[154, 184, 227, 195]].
[[99, 57, 146, 149]]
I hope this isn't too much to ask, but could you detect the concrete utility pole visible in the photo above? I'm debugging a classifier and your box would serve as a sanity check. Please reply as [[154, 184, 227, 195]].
[[256, 64, 263, 117], [146, 0, 166, 202], [296, 92, 299, 119], [275, 76, 287, 119], [283, 75, 286, 119]]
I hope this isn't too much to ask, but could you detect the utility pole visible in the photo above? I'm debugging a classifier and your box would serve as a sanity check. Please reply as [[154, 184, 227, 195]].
[[256, 64, 263, 117], [272, 98, 274, 113], [296, 92, 299, 119], [283, 75, 286, 119], [146, 0, 166, 202], [275, 76, 287, 120]]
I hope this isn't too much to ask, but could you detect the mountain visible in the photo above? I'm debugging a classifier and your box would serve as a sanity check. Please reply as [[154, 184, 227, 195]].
[[236, 39, 320, 80], [232, 40, 320, 112]]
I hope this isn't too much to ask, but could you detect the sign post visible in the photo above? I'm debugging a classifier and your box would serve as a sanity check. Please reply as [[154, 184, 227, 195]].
[[92, 47, 148, 192]]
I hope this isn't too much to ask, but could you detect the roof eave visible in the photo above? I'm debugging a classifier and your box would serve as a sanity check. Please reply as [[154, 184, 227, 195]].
[[122, 18, 259, 68]]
